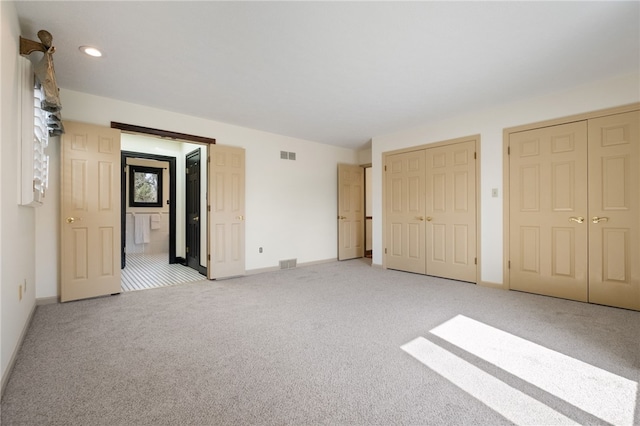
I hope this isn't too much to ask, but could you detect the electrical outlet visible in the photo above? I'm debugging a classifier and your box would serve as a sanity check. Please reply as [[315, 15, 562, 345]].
[[19, 284, 22, 301], [492, 188, 499, 198], [259, 247, 263, 253]]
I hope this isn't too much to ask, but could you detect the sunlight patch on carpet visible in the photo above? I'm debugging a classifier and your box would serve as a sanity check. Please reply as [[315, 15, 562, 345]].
[[401, 337, 578, 425], [425, 315, 637, 426]]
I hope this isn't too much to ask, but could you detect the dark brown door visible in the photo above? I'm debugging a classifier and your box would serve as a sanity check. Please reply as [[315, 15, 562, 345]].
[[186, 149, 202, 273]]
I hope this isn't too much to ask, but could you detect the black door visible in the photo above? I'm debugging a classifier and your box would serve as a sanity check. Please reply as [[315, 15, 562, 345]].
[[186, 149, 203, 273]]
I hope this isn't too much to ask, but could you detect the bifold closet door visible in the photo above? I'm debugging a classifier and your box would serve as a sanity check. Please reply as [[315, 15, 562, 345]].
[[509, 121, 589, 302], [587, 111, 639, 310]]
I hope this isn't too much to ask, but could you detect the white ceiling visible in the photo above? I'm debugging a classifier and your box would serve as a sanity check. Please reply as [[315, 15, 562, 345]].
[[14, 1, 640, 149]]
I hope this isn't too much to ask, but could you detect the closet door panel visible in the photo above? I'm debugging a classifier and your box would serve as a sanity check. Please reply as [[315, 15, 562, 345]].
[[425, 140, 477, 282], [588, 111, 640, 310], [509, 122, 588, 301], [385, 151, 426, 274]]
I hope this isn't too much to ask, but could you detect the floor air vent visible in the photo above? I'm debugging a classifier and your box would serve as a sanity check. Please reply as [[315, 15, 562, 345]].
[[279, 259, 297, 269]]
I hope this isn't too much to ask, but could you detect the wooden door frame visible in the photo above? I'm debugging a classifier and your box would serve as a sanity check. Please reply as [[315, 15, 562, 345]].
[[502, 102, 640, 290], [113, 121, 216, 271], [121, 151, 177, 265], [381, 134, 482, 285], [362, 163, 372, 259]]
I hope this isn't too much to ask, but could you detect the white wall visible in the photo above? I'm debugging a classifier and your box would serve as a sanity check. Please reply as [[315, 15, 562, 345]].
[[358, 147, 372, 165], [1, 1, 37, 387], [35, 89, 356, 299], [371, 72, 640, 285]]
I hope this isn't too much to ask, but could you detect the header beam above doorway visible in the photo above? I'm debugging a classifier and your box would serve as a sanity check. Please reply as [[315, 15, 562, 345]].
[[111, 122, 216, 145]]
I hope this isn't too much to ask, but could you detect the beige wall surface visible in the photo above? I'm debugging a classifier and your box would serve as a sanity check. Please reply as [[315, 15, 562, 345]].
[[372, 72, 640, 285], [1, 1, 37, 388], [34, 88, 357, 300]]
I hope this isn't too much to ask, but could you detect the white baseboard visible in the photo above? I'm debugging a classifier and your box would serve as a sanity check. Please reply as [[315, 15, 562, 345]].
[[246, 258, 337, 275], [479, 280, 506, 290], [1, 303, 36, 398], [36, 296, 59, 305]]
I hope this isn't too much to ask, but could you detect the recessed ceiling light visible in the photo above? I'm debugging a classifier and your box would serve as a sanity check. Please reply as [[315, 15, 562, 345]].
[[79, 46, 102, 57]]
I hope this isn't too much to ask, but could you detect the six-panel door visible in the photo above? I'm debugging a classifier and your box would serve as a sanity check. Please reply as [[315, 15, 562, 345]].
[[208, 145, 246, 279], [509, 121, 589, 301], [61, 122, 122, 302], [508, 111, 639, 310], [338, 164, 365, 260], [588, 111, 639, 310]]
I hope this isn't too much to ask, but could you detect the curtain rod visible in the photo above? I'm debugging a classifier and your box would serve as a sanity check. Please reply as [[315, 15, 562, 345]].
[[20, 30, 54, 56]]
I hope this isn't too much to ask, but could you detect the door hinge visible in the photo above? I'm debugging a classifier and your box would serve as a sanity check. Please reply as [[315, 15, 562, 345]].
[[474, 257, 477, 265], [474, 152, 477, 160], [508, 260, 511, 269], [207, 254, 211, 260], [385, 248, 387, 254], [186, 168, 189, 175], [186, 247, 190, 254], [384, 165, 387, 172], [207, 205, 211, 212], [507, 146, 510, 155]]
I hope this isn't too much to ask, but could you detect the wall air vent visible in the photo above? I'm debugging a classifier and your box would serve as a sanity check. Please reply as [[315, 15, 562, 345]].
[[280, 151, 296, 160], [279, 259, 297, 269]]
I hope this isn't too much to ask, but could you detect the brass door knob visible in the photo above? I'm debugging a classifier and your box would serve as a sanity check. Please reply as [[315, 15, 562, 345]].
[[592, 216, 609, 224], [426, 217, 433, 221], [568, 216, 585, 224]]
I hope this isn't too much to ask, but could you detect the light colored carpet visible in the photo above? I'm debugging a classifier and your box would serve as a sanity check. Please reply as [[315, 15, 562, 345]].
[[2, 260, 639, 425]]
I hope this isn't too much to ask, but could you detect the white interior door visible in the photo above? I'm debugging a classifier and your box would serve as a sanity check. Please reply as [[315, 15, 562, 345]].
[[208, 144, 246, 279], [61, 121, 121, 302], [338, 164, 365, 260]]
